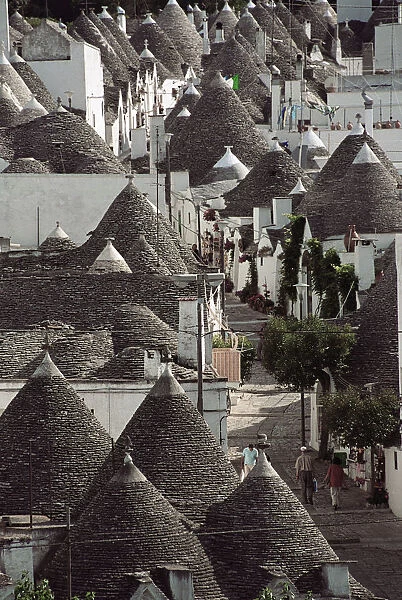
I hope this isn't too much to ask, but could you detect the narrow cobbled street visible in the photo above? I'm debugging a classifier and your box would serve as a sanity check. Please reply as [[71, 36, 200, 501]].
[[225, 293, 402, 600]]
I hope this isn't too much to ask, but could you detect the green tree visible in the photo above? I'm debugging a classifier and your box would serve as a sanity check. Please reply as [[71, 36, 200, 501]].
[[254, 583, 313, 600], [260, 315, 356, 448], [322, 387, 400, 449]]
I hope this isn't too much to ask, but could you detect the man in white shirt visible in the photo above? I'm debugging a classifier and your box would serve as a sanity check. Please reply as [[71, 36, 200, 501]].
[[242, 443, 258, 476], [295, 446, 314, 504]]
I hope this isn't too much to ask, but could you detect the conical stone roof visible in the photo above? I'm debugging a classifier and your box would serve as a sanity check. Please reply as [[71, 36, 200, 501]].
[[209, 1, 239, 41], [138, 46, 173, 82], [296, 131, 402, 238], [0, 83, 20, 126], [274, 0, 311, 51], [18, 94, 48, 124], [294, 0, 336, 43], [8, 111, 126, 174], [300, 143, 402, 240], [222, 145, 313, 217], [170, 71, 269, 185], [124, 232, 172, 276], [40, 222, 75, 251], [9, 49, 57, 112], [0, 351, 112, 521], [111, 303, 178, 354], [200, 451, 339, 600], [9, 11, 33, 35], [3, 157, 51, 173], [98, 6, 141, 69], [46, 455, 228, 600], [202, 36, 269, 120], [346, 245, 399, 391], [0, 46, 32, 106], [70, 176, 193, 273], [157, 0, 203, 71], [82, 364, 239, 525], [130, 14, 185, 79], [89, 237, 132, 274], [164, 83, 201, 133], [88, 9, 133, 70], [71, 11, 130, 87]]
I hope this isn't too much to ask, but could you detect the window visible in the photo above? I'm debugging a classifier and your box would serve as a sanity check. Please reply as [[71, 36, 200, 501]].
[[188, 212, 191, 224], [394, 450, 398, 470]]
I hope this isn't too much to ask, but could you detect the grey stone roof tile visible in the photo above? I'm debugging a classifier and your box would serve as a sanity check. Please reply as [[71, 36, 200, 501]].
[[8, 111, 126, 174], [130, 17, 185, 79], [222, 146, 313, 217], [11, 59, 57, 112], [80, 364, 239, 524], [0, 351, 112, 521], [296, 132, 402, 239], [46, 457, 228, 600], [170, 72, 269, 185], [208, 5, 238, 41], [200, 451, 340, 600], [157, 0, 203, 71], [99, 10, 141, 69]]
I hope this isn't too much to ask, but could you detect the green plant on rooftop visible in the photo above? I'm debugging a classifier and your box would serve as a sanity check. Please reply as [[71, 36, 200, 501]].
[[254, 582, 314, 599], [14, 572, 95, 600], [307, 239, 358, 318], [278, 215, 306, 315]]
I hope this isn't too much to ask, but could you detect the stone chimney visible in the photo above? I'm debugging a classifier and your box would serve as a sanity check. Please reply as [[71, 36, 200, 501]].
[[321, 561, 351, 598], [153, 565, 194, 600], [362, 42, 374, 74], [253, 207, 272, 241], [116, 5, 127, 33], [178, 298, 205, 369], [303, 19, 311, 39], [255, 27, 266, 60], [215, 22, 225, 43], [202, 17, 210, 54], [362, 89, 374, 136], [272, 197, 292, 229], [354, 238, 375, 291]]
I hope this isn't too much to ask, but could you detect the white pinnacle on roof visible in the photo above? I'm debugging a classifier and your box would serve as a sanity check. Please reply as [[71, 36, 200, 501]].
[[241, 7, 252, 17], [213, 145, 244, 169], [0, 42, 10, 65], [46, 221, 70, 240], [302, 127, 326, 149], [140, 39, 155, 59], [289, 177, 307, 195], [22, 94, 48, 115], [142, 13, 156, 24], [8, 46, 24, 64], [185, 66, 197, 81], [167, 0, 180, 5], [352, 142, 380, 165], [247, 0, 256, 7], [184, 81, 200, 96], [323, 8, 332, 17], [32, 351, 64, 379], [349, 119, 364, 136], [117, 5, 126, 13], [221, 1, 233, 11], [99, 6, 113, 19], [271, 139, 284, 152], [89, 238, 132, 274], [178, 106, 191, 117]]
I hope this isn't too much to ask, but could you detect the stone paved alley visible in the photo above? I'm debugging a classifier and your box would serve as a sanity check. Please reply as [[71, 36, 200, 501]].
[[225, 293, 402, 600]]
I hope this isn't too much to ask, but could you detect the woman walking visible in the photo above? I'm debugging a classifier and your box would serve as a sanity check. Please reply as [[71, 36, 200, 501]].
[[324, 456, 345, 511]]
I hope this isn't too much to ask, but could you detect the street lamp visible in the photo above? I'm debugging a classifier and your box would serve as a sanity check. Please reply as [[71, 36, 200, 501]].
[[293, 282, 309, 446], [172, 272, 225, 415], [165, 132, 173, 224]]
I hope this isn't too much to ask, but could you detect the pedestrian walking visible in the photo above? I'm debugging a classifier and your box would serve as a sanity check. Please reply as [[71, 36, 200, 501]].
[[324, 456, 345, 511], [242, 443, 258, 477], [295, 446, 314, 505]]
